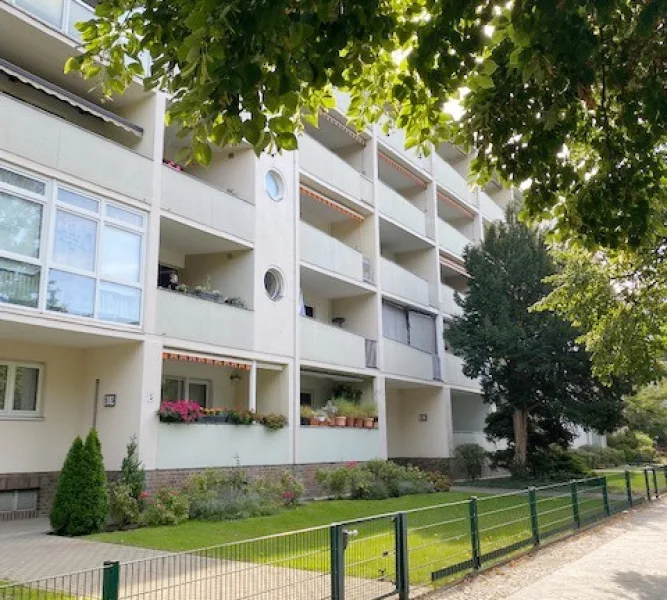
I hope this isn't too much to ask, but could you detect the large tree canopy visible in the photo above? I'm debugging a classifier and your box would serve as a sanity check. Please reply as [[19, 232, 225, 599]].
[[447, 212, 628, 466], [69, 0, 666, 251]]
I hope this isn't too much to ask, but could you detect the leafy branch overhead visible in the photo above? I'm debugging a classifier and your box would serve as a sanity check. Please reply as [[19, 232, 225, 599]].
[[67, 0, 666, 251]]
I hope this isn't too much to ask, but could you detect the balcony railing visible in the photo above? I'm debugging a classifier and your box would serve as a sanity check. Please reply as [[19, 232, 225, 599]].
[[300, 221, 366, 283], [0, 93, 152, 203], [479, 191, 505, 222], [380, 258, 430, 306], [444, 351, 480, 390], [301, 317, 367, 370], [299, 135, 374, 205], [378, 181, 427, 237], [433, 154, 470, 205], [155, 288, 254, 351], [439, 220, 472, 259], [441, 284, 464, 316], [298, 427, 383, 464], [379, 128, 430, 172], [162, 166, 255, 243], [384, 338, 438, 381]]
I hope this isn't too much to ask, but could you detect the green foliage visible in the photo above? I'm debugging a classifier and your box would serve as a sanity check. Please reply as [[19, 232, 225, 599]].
[[448, 213, 628, 465], [573, 446, 626, 470], [259, 413, 288, 430], [332, 385, 362, 402], [316, 460, 434, 500], [454, 444, 486, 481], [108, 482, 141, 529], [526, 445, 591, 481], [50, 430, 108, 536], [607, 430, 657, 464], [120, 436, 145, 501], [141, 489, 190, 526], [425, 472, 451, 492], [623, 381, 667, 443]]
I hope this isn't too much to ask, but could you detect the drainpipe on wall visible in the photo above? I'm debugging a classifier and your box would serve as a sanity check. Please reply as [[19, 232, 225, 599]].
[[92, 378, 100, 430]]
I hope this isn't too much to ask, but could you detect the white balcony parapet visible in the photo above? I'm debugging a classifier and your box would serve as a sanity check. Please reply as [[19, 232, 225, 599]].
[[479, 191, 505, 222], [439, 219, 472, 259], [379, 129, 430, 172], [299, 135, 374, 206], [441, 284, 464, 316], [162, 166, 255, 243], [301, 317, 367, 370], [156, 289, 254, 351], [157, 423, 290, 468], [433, 154, 470, 205], [380, 258, 430, 307], [0, 93, 152, 203], [445, 351, 480, 390], [378, 181, 427, 237], [298, 427, 383, 464], [384, 338, 436, 381], [300, 221, 366, 283]]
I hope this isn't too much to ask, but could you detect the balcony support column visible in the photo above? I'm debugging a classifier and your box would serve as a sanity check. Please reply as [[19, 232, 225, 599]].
[[249, 361, 257, 413]]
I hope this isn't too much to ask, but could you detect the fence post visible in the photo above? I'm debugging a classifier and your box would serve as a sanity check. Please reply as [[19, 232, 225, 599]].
[[395, 513, 410, 600], [625, 470, 633, 508], [652, 467, 659, 499], [570, 481, 580, 528], [644, 468, 652, 501], [602, 477, 611, 517], [102, 561, 120, 600], [469, 497, 481, 570], [330, 524, 345, 600], [528, 487, 540, 546]]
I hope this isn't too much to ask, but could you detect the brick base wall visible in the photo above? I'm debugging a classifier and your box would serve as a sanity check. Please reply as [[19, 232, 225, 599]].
[[0, 472, 58, 520]]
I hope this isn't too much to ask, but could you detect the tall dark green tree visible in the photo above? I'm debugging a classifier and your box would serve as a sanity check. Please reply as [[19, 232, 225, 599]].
[[447, 212, 629, 467]]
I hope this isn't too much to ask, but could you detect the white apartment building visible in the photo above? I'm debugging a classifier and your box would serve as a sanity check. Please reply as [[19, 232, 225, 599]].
[[0, 0, 513, 519]]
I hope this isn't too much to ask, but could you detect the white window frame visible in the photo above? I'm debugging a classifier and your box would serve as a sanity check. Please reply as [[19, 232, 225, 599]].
[[162, 376, 212, 408], [0, 360, 44, 419], [0, 161, 147, 327]]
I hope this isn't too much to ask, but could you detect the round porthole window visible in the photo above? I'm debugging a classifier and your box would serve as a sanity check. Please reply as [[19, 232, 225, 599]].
[[264, 268, 284, 301], [265, 170, 284, 202]]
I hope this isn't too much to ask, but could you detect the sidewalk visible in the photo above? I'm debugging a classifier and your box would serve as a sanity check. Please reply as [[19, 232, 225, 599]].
[[432, 499, 667, 600]]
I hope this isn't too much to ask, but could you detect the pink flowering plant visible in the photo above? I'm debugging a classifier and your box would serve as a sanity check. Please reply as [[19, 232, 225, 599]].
[[158, 400, 202, 423]]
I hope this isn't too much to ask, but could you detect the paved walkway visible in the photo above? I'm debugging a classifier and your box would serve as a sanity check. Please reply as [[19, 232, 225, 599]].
[[433, 499, 667, 600]]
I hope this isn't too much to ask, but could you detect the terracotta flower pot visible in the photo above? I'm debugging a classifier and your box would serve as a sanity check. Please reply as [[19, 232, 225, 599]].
[[363, 417, 374, 429], [354, 418, 364, 428], [319, 418, 329, 427], [327, 416, 336, 427], [309, 417, 319, 427], [334, 416, 347, 427], [346, 416, 355, 427]]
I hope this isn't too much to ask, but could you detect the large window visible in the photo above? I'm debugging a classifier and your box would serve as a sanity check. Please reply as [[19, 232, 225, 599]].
[[382, 301, 436, 353], [0, 361, 42, 417], [0, 163, 146, 325], [161, 376, 212, 408]]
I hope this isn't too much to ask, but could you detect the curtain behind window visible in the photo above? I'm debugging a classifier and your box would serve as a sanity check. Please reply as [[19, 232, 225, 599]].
[[408, 311, 436, 353], [382, 302, 408, 343]]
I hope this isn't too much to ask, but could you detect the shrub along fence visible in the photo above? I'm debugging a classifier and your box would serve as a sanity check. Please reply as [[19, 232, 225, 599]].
[[1, 467, 665, 600]]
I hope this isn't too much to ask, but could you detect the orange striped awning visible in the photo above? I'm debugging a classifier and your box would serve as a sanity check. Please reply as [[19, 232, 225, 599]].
[[162, 352, 252, 371], [378, 153, 427, 188], [440, 255, 468, 277], [437, 190, 476, 220], [320, 111, 366, 146], [299, 185, 364, 222]]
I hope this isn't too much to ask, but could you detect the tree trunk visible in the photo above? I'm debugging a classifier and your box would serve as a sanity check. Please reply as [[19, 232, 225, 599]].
[[513, 408, 529, 466]]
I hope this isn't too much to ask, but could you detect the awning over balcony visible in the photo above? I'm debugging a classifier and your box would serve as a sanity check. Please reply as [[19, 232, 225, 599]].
[[440, 255, 468, 277], [300, 185, 364, 222], [0, 57, 143, 137], [437, 189, 475, 219], [162, 351, 251, 371]]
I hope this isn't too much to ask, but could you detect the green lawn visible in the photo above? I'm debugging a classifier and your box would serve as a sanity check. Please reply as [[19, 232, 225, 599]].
[[0, 581, 80, 599], [89, 489, 593, 586]]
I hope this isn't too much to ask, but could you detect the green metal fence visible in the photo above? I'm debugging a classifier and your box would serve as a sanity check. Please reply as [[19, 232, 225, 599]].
[[1, 467, 665, 600]]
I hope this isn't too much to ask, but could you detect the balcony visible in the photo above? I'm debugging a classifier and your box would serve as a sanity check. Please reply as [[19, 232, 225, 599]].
[[479, 191, 505, 222], [156, 423, 290, 468], [299, 135, 373, 205], [161, 166, 255, 243], [384, 338, 437, 381], [155, 288, 254, 351], [439, 220, 472, 259], [301, 317, 367, 370], [380, 258, 430, 306], [433, 154, 470, 205], [378, 181, 427, 238], [441, 284, 463, 317], [444, 352, 480, 390], [0, 93, 152, 203], [298, 427, 383, 463], [300, 221, 366, 284], [378, 128, 430, 172]]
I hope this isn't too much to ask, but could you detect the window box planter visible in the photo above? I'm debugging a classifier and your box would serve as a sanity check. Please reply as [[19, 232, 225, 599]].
[[200, 414, 229, 424]]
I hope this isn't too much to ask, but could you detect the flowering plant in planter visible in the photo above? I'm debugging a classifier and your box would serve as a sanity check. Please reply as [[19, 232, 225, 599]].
[[260, 413, 288, 430], [158, 401, 202, 423], [227, 408, 256, 425], [200, 408, 229, 423]]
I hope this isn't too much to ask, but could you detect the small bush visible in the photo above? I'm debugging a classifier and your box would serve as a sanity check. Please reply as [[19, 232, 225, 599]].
[[108, 483, 141, 529], [426, 472, 452, 492], [529, 444, 591, 480], [454, 444, 487, 481], [608, 430, 657, 463], [50, 436, 86, 536], [277, 472, 305, 506], [317, 467, 352, 499], [141, 489, 190, 526], [573, 446, 626, 470], [120, 436, 145, 501]]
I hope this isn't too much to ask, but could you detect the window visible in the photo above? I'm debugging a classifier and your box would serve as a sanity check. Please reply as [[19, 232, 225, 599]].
[[264, 268, 284, 301], [264, 170, 285, 202], [161, 376, 211, 408], [0, 489, 38, 514], [382, 301, 436, 353], [0, 163, 146, 325], [300, 392, 313, 407], [0, 361, 42, 417]]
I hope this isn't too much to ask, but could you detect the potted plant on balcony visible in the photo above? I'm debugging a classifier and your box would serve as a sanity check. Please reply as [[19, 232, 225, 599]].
[[194, 276, 221, 302], [300, 406, 315, 426], [315, 409, 329, 426], [157, 401, 202, 423], [333, 399, 358, 427], [201, 408, 229, 423], [227, 408, 255, 425], [359, 404, 377, 429], [260, 413, 288, 430]]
